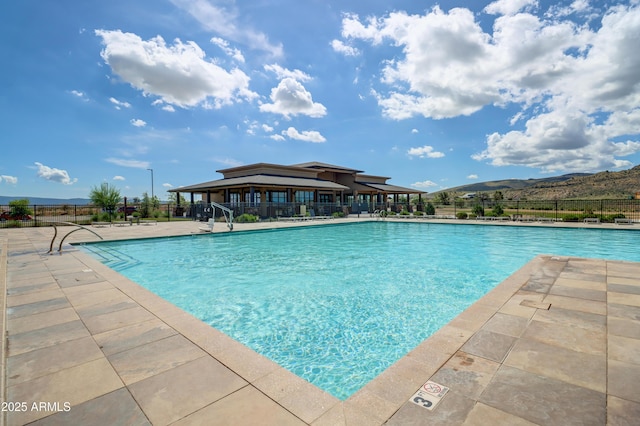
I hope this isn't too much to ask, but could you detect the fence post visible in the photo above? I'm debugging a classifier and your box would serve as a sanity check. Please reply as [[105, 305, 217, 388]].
[[555, 199, 558, 221]]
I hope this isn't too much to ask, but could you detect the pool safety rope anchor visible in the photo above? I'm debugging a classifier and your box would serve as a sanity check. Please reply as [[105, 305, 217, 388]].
[[48, 222, 104, 254]]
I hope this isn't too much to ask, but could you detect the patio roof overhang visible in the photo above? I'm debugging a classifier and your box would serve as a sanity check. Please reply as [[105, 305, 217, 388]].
[[355, 182, 426, 194]]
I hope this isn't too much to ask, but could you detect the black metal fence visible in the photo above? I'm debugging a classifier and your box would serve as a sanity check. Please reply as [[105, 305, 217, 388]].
[[431, 198, 640, 222], [2, 198, 639, 227]]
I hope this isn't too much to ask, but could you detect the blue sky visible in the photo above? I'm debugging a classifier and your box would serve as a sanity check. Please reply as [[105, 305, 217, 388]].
[[2, 0, 640, 200]]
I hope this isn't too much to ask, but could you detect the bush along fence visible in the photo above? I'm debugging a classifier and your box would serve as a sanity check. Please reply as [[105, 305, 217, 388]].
[[0, 203, 179, 228], [2, 198, 639, 228]]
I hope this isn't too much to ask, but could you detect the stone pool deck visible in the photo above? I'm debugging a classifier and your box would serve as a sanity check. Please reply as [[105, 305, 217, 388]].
[[1, 218, 640, 425]]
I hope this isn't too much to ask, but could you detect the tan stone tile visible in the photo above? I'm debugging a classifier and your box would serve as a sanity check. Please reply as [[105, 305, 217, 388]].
[[7, 336, 104, 386], [53, 270, 106, 287], [430, 351, 500, 400], [554, 276, 605, 291], [609, 334, 640, 365], [93, 318, 177, 356], [7, 288, 66, 307], [6, 358, 123, 425], [7, 320, 91, 356], [129, 356, 247, 425], [609, 317, 640, 339], [607, 395, 640, 426], [532, 305, 605, 332], [608, 359, 640, 403], [6, 279, 58, 296], [504, 339, 605, 393], [386, 388, 475, 426], [609, 292, 640, 308], [460, 329, 517, 363], [174, 385, 305, 426], [60, 280, 114, 296], [6, 297, 70, 319], [6, 307, 79, 334], [108, 334, 206, 385], [64, 287, 129, 309], [255, 368, 338, 424], [481, 313, 529, 338], [608, 276, 640, 287], [542, 294, 606, 315], [312, 401, 382, 426], [463, 403, 537, 426], [28, 388, 150, 426], [346, 389, 402, 424], [521, 319, 605, 355], [422, 325, 474, 357], [479, 365, 605, 426], [82, 305, 157, 335]]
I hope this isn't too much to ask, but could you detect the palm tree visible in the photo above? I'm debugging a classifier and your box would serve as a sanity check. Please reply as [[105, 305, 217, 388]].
[[89, 183, 121, 221]]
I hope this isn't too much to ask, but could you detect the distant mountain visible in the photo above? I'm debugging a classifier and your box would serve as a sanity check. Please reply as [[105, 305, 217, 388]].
[[0, 196, 91, 205], [435, 165, 640, 200]]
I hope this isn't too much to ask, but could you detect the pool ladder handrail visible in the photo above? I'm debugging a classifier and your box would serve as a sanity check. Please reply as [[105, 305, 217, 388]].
[[48, 222, 104, 254], [210, 202, 234, 231]]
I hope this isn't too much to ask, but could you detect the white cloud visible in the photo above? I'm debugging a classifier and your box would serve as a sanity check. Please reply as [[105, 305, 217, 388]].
[[168, 0, 283, 57], [411, 129, 419, 134], [130, 118, 147, 127], [162, 183, 173, 189], [407, 145, 445, 158], [282, 127, 326, 143], [484, 0, 538, 16], [109, 97, 131, 109], [467, 174, 479, 180], [96, 30, 258, 109], [70, 90, 87, 99], [0, 175, 18, 184], [210, 37, 245, 63], [212, 157, 243, 168], [411, 180, 437, 188], [105, 157, 151, 169], [264, 64, 311, 82], [262, 124, 274, 132], [331, 39, 359, 56], [340, 4, 640, 173], [113, 175, 126, 181], [34, 162, 77, 185], [260, 78, 327, 119], [270, 134, 286, 141]]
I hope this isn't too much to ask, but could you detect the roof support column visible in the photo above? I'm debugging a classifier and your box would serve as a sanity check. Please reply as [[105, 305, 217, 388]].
[[249, 186, 255, 206]]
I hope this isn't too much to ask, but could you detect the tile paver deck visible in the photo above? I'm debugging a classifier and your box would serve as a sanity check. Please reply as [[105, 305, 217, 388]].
[[2, 218, 640, 425]]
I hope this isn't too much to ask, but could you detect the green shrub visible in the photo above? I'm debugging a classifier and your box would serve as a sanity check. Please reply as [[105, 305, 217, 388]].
[[492, 204, 504, 216], [424, 202, 436, 215], [456, 212, 468, 219], [413, 211, 424, 216], [472, 204, 485, 217], [236, 213, 258, 223], [399, 209, 411, 216], [332, 211, 345, 218]]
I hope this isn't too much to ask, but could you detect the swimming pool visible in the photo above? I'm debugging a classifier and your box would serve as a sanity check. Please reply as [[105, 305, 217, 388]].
[[81, 221, 640, 399]]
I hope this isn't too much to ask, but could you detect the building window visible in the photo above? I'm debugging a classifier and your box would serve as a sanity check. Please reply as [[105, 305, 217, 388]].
[[319, 194, 333, 203], [229, 192, 240, 205], [269, 191, 287, 203], [295, 191, 314, 203], [244, 192, 261, 204]]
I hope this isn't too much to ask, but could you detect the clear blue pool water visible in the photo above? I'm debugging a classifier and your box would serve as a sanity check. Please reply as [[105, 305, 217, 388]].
[[80, 221, 640, 399]]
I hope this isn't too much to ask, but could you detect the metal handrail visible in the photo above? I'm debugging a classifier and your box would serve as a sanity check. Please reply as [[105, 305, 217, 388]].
[[210, 202, 234, 231], [48, 222, 103, 254]]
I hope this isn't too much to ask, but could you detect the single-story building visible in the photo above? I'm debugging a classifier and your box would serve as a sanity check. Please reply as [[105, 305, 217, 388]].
[[169, 161, 425, 218]]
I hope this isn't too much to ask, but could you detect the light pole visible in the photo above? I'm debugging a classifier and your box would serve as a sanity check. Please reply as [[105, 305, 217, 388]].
[[147, 168, 154, 199]]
